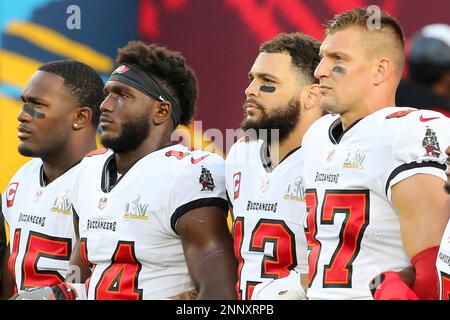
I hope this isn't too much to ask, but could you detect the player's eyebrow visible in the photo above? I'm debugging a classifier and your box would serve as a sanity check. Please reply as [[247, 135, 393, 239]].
[[20, 94, 49, 105], [320, 50, 350, 60], [248, 72, 280, 81], [104, 82, 136, 96]]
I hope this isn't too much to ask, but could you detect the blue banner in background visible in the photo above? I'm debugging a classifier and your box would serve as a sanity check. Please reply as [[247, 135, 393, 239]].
[[0, 0, 54, 46], [0, 0, 139, 99]]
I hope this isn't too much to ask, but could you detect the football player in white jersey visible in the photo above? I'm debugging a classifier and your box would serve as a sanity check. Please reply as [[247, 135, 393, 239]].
[[17, 41, 237, 300], [302, 8, 450, 300], [225, 33, 323, 300], [437, 146, 450, 300], [1, 61, 104, 298]]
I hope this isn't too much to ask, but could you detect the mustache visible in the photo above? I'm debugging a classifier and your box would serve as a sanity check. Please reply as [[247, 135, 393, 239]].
[[243, 99, 264, 110]]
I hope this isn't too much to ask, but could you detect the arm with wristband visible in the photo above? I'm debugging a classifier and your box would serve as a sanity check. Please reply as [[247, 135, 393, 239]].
[[370, 174, 448, 300], [9, 282, 85, 300]]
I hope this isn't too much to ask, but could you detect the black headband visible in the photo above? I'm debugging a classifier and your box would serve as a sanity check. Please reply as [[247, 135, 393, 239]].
[[108, 63, 182, 127]]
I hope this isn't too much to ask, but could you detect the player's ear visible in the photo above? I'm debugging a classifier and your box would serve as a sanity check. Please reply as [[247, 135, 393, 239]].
[[373, 58, 391, 86], [72, 106, 92, 130], [153, 101, 172, 126], [301, 84, 320, 111]]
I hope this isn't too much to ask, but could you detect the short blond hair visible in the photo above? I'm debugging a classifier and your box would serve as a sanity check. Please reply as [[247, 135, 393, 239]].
[[326, 8, 404, 46], [326, 8, 405, 71]]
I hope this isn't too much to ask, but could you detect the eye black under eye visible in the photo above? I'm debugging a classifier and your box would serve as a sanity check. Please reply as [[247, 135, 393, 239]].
[[260, 85, 276, 93]]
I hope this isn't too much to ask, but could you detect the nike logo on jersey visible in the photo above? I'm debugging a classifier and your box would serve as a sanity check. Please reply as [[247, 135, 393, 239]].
[[420, 115, 441, 122], [165, 150, 190, 160], [191, 154, 210, 164], [385, 109, 417, 119]]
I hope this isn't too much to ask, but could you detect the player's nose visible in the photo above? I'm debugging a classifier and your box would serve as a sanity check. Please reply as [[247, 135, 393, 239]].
[[100, 94, 114, 113], [245, 79, 259, 98], [314, 58, 330, 80], [17, 104, 33, 122]]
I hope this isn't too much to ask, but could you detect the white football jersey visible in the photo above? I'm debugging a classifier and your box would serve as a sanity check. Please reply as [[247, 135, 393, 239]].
[[437, 219, 450, 300], [302, 107, 450, 300], [2, 158, 78, 292], [73, 145, 227, 300], [225, 139, 308, 300]]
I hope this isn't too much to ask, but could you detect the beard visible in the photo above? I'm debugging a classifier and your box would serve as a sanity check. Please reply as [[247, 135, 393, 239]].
[[240, 97, 300, 144], [101, 115, 150, 153]]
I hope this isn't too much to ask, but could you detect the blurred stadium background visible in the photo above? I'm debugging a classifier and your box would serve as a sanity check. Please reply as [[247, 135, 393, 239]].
[[1, 0, 449, 191]]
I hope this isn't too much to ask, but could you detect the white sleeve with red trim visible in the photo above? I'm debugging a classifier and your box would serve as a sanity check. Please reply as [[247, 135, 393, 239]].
[[167, 151, 228, 234], [386, 110, 450, 200], [1, 159, 39, 226]]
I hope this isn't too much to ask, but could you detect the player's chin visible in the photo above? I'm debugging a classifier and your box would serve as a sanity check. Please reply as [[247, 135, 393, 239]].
[[100, 131, 112, 140], [18, 142, 37, 157], [320, 95, 333, 105], [241, 117, 260, 132], [244, 112, 262, 125], [100, 132, 119, 148], [321, 98, 339, 114], [100, 126, 118, 139]]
